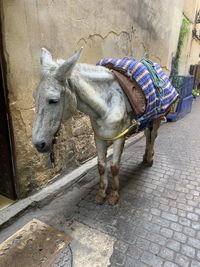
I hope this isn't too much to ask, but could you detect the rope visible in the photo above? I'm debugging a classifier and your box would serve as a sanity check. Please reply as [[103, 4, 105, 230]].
[[95, 120, 140, 141]]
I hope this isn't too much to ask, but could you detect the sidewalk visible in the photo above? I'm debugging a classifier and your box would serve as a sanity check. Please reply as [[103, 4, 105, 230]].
[[1, 97, 200, 267]]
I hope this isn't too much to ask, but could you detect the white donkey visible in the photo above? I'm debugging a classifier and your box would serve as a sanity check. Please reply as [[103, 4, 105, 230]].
[[32, 48, 161, 205]]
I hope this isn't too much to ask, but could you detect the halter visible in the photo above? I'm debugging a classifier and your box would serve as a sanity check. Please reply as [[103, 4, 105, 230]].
[[49, 87, 67, 168]]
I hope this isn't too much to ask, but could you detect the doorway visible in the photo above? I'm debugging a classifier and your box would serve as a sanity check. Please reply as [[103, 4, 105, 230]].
[[0, 19, 16, 201]]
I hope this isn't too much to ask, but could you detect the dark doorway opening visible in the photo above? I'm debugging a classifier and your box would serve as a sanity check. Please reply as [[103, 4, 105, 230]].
[[0, 18, 16, 200]]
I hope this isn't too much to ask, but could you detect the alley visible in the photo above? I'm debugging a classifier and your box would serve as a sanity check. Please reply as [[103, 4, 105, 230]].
[[1, 97, 200, 267]]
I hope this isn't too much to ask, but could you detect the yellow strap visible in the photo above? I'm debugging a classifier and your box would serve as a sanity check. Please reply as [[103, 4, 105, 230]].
[[95, 120, 139, 141]]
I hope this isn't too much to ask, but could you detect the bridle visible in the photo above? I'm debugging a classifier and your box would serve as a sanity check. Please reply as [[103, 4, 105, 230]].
[[49, 87, 67, 168]]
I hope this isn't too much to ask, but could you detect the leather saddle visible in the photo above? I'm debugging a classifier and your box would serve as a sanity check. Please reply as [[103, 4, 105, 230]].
[[112, 70, 146, 116]]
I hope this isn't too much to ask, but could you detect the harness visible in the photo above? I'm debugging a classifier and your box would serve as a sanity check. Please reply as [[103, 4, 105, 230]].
[[94, 119, 140, 141], [49, 88, 67, 168]]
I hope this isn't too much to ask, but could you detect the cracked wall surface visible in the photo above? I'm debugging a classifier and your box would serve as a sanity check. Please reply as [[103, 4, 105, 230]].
[[1, 0, 184, 197]]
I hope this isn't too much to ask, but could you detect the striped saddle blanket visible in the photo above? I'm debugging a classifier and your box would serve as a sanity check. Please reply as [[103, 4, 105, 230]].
[[97, 57, 178, 128]]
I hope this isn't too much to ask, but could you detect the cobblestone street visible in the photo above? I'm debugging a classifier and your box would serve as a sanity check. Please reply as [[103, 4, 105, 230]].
[[1, 98, 200, 267]]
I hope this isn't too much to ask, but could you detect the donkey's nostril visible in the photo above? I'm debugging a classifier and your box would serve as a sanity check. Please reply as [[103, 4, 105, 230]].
[[35, 141, 46, 151], [41, 142, 46, 149]]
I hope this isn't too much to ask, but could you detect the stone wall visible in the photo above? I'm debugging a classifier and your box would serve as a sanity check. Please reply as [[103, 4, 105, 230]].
[[1, 0, 184, 197]]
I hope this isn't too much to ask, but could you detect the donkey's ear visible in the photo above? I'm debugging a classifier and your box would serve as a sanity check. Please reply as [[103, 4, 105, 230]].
[[55, 47, 83, 83], [40, 48, 56, 75], [40, 48, 53, 66]]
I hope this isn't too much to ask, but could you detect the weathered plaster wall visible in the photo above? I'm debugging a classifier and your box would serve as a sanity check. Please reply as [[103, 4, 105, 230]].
[[1, 0, 184, 197], [179, 0, 200, 75]]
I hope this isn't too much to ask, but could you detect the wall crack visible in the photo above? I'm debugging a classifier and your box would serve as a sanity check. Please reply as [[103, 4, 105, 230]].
[[77, 30, 131, 45]]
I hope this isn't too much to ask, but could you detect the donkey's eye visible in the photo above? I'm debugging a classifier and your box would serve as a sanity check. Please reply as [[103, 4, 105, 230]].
[[48, 99, 59, 104]]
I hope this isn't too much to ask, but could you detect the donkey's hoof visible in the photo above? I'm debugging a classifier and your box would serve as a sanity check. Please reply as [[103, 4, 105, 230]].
[[142, 157, 148, 164], [142, 157, 153, 167], [146, 160, 153, 167], [95, 192, 106, 205], [109, 192, 119, 206]]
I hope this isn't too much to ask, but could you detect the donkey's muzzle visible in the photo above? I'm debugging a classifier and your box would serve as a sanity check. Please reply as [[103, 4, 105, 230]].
[[34, 141, 50, 153]]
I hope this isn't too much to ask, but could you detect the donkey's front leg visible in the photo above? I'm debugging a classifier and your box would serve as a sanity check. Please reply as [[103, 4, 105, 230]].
[[95, 138, 108, 204], [109, 137, 125, 205]]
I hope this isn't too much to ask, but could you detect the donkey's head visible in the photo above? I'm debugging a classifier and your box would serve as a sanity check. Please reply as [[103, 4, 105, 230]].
[[32, 48, 82, 153]]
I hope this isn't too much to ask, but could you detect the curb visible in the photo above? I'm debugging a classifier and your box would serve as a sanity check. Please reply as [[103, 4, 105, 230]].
[[0, 132, 144, 228]]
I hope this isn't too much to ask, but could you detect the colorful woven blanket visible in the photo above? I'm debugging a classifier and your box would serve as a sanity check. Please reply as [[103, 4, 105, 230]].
[[97, 57, 179, 127]]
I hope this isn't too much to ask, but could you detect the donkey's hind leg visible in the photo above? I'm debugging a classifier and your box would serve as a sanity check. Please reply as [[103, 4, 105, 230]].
[[95, 138, 108, 204], [109, 137, 125, 205], [143, 120, 161, 167]]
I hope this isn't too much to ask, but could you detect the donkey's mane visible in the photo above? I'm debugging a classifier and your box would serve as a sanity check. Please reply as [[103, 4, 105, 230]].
[[77, 63, 115, 82], [56, 58, 114, 82]]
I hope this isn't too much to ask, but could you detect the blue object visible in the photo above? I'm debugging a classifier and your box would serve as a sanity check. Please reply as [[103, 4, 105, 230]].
[[167, 95, 193, 121], [171, 76, 194, 99]]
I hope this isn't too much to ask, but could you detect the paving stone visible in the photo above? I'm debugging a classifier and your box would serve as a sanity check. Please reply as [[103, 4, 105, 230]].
[[187, 213, 199, 221], [160, 204, 169, 212], [135, 237, 150, 251], [141, 221, 161, 233], [186, 193, 193, 200], [173, 232, 187, 243], [191, 261, 200, 267], [170, 207, 178, 215], [162, 212, 178, 222], [159, 198, 169, 205], [196, 251, 200, 261], [149, 242, 160, 255], [192, 222, 200, 230], [188, 237, 200, 249], [134, 226, 148, 238], [177, 203, 193, 212], [181, 244, 195, 258], [164, 191, 177, 200], [114, 240, 129, 253], [52, 246, 72, 267], [183, 226, 195, 237], [127, 244, 143, 259], [151, 208, 161, 216], [170, 222, 183, 232], [124, 257, 149, 267], [152, 216, 170, 227], [146, 232, 167, 246], [194, 208, 200, 215], [186, 184, 195, 190], [166, 240, 181, 252], [190, 190, 199, 196], [179, 217, 191, 227], [110, 249, 126, 266], [141, 251, 163, 267], [159, 248, 174, 261], [188, 200, 198, 207], [157, 186, 165, 193], [177, 209, 187, 217], [175, 254, 190, 267], [160, 227, 173, 238], [150, 202, 159, 209], [163, 262, 178, 267]]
